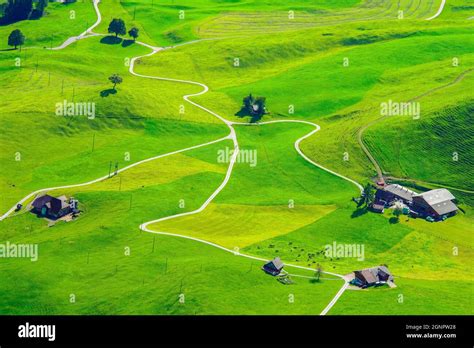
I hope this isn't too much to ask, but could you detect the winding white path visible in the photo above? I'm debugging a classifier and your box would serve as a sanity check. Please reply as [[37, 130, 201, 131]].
[[425, 0, 446, 20], [232, 120, 363, 192], [48, 0, 102, 50]]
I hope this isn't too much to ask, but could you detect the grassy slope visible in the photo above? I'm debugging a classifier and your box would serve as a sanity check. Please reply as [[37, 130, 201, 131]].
[[364, 98, 474, 190], [119, 0, 361, 46], [142, 19, 473, 187]]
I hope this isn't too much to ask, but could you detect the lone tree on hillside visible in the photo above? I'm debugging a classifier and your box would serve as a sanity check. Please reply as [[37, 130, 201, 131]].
[[108, 74, 123, 90], [128, 27, 139, 41], [108, 18, 126, 37], [8, 29, 25, 49], [315, 264, 323, 282], [240, 93, 267, 121]]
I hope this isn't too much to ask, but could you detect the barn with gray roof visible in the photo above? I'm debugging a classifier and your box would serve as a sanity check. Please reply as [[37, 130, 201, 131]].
[[413, 189, 458, 218]]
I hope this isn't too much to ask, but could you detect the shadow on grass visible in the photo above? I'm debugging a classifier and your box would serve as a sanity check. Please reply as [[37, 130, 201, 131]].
[[100, 36, 122, 45], [351, 207, 368, 218], [100, 89, 117, 97], [235, 108, 264, 123], [122, 39, 135, 47]]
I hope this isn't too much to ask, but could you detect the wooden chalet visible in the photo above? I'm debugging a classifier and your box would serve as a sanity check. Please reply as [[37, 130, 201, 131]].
[[262, 257, 284, 276], [31, 195, 73, 219], [352, 266, 394, 288]]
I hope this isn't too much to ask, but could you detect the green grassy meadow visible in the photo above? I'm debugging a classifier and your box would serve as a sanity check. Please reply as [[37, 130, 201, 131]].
[[0, 0, 472, 315]]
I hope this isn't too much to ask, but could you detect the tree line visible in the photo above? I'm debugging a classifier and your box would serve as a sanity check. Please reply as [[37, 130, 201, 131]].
[[5, 17, 141, 50], [1, 0, 49, 24]]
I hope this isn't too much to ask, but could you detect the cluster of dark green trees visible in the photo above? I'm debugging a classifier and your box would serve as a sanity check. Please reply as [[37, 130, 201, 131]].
[[242, 94, 267, 117], [108, 18, 139, 41], [356, 184, 375, 208], [1, 0, 48, 24]]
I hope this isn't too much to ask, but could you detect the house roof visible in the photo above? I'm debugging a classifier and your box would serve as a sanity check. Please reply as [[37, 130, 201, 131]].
[[377, 265, 391, 275], [32, 194, 68, 214], [414, 189, 455, 206], [356, 266, 393, 284], [32, 195, 54, 209], [267, 257, 284, 270], [360, 269, 377, 284], [384, 184, 417, 201], [431, 200, 458, 215]]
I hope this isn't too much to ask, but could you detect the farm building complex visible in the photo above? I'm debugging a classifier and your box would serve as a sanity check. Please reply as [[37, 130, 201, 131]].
[[351, 266, 395, 289], [31, 195, 78, 219], [374, 184, 458, 220]]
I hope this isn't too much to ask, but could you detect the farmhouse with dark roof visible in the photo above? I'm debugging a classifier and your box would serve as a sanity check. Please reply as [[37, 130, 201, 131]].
[[352, 265, 394, 288], [375, 184, 417, 205], [31, 194, 78, 219], [262, 257, 284, 276], [374, 183, 458, 221]]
